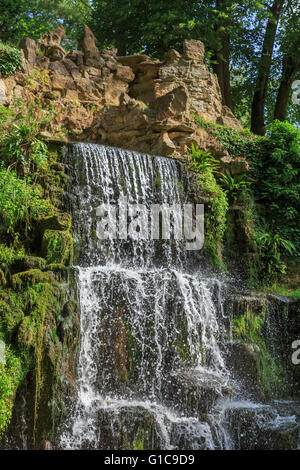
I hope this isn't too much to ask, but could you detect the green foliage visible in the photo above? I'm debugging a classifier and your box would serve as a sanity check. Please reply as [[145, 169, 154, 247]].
[[264, 285, 300, 300], [254, 231, 296, 283], [0, 166, 51, 234], [219, 171, 251, 202], [194, 114, 263, 159], [42, 230, 73, 266], [0, 244, 25, 272], [250, 121, 300, 257], [195, 117, 300, 274], [233, 310, 290, 398], [0, 0, 92, 47], [0, 41, 22, 77], [188, 144, 219, 172], [0, 348, 25, 438], [90, 0, 192, 56], [0, 99, 54, 174], [186, 145, 228, 267], [0, 278, 65, 442]]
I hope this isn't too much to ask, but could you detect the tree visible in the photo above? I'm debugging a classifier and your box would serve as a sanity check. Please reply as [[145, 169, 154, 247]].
[[0, 0, 92, 46], [251, 0, 285, 135], [210, 1, 233, 110], [274, 2, 300, 121]]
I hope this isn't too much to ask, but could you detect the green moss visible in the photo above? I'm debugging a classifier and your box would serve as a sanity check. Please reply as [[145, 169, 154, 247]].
[[197, 169, 228, 267], [42, 230, 73, 266], [0, 269, 6, 286], [38, 213, 72, 233], [0, 348, 27, 439], [0, 244, 26, 273], [10, 256, 47, 274], [263, 286, 300, 300], [11, 269, 56, 290], [233, 310, 290, 398], [0, 289, 25, 336]]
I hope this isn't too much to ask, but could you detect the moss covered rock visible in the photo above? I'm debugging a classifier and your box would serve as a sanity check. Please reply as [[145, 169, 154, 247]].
[[42, 230, 73, 266], [11, 269, 56, 290], [0, 269, 6, 286], [10, 256, 47, 274], [38, 213, 72, 233]]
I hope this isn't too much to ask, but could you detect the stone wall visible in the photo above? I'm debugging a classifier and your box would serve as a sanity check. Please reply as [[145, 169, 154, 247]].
[[0, 25, 242, 163]]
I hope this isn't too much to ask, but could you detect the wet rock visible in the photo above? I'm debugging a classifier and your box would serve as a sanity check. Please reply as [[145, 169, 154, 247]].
[[225, 403, 299, 449], [11, 269, 56, 290], [42, 230, 73, 266], [61, 299, 79, 319], [98, 406, 163, 450], [38, 213, 72, 233], [41, 440, 53, 450], [98, 306, 131, 391], [166, 370, 231, 417], [10, 256, 47, 274], [227, 341, 264, 400]]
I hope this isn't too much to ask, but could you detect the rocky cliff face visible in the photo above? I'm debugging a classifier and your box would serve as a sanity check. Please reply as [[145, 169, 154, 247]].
[[0, 25, 241, 161]]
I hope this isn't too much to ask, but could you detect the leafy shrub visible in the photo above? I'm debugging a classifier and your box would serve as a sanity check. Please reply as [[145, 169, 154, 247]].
[[187, 144, 219, 172], [186, 144, 228, 266], [194, 116, 300, 261], [251, 121, 300, 257], [0, 42, 22, 77], [254, 231, 296, 283], [193, 114, 264, 160], [0, 99, 54, 174], [219, 171, 251, 202], [25, 67, 51, 92], [0, 348, 24, 438], [0, 244, 25, 270], [0, 166, 52, 234]]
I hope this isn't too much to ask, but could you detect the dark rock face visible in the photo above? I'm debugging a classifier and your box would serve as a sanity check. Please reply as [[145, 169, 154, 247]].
[[98, 406, 163, 450], [225, 404, 299, 450]]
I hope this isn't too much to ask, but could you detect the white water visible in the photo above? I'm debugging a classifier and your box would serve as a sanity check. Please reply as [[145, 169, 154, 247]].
[[59, 144, 231, 449]]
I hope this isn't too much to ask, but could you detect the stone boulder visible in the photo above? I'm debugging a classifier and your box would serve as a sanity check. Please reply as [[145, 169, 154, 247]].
[[0, 79, 6, 105], [40, 25, 66, 47], [183, 39, 205, 63], [19, 37, 37, 65], [78, 24, 100, 66], [151, 85, 190, 118]]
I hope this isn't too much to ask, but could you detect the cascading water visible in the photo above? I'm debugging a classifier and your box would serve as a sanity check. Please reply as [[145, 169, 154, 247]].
[[58, 143, 299, 450], [59, 144, 231, 450]]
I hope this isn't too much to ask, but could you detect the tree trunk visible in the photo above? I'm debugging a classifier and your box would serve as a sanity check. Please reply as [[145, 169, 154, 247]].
[[274, 53, 300, 121], [212, 0, 234, 112], [251, 0, 284, 135]]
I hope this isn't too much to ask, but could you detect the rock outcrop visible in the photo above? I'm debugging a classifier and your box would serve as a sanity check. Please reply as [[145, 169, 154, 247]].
[[1, 25, 242, 168]]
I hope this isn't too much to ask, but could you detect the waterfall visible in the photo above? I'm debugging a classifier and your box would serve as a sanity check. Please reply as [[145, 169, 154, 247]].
[[59, 144, 231, 450], [58, 144, 299, 450]]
